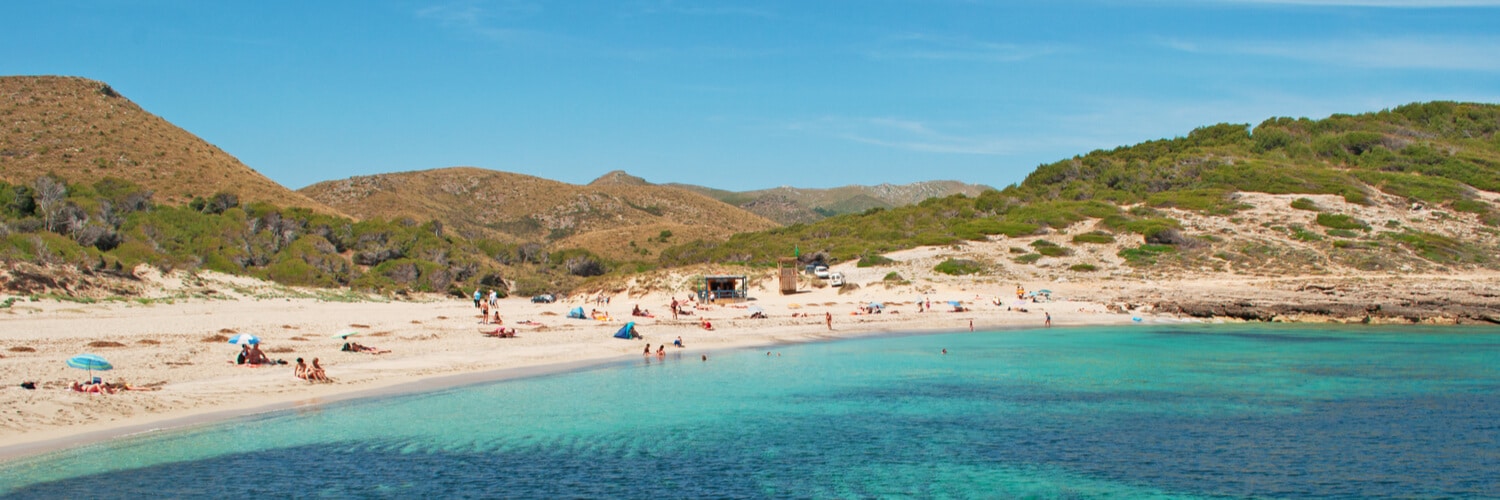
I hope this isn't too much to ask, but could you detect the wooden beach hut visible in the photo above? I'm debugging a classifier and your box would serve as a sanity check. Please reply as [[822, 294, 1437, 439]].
[[697, 275, 749, 303]]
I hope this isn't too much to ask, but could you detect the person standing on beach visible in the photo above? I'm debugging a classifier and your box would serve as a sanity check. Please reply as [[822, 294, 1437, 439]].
[[473, 289, 482, 309], [825, 312, 833, 330], [644, 343, 651, 356], [671, 298, 679, 320], [1045, 312, 1052, 327]]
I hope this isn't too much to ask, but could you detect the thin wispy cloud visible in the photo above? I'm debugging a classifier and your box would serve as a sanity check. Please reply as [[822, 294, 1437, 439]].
[[1162, 36, 1500, 71], [788, 116, 1019, 155], [415, 0, 542, 42], [866, 34, 1064, 63]]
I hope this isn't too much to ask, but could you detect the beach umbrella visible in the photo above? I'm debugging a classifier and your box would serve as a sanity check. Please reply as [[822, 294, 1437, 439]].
[[66, 353, 113, 380], [331, 330, 361, 339], [869, 302, 884, 309], [748, 305, 765, 314], [1038, 289, 1054, 295], [948, 300, 962, 307], [227, 334, 260, 345]]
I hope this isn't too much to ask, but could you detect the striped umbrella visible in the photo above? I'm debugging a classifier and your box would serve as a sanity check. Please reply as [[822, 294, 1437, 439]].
[[66, 353, 113, 380], [227, 334, 260, 345]]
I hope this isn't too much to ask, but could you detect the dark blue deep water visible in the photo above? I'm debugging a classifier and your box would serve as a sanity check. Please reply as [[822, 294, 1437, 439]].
[[2, 324, 1497, 498]]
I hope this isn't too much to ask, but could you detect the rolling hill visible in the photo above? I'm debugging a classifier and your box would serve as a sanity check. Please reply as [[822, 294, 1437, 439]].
[[669, 180, 995, 224], [0, 76, 340, 214], [661, 102, 1500, 279], [298, 168, 779, 261]]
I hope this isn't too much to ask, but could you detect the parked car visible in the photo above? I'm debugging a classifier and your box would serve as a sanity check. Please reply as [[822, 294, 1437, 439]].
[[530, 294, 555, 303], [828, 272, 845, 287], [813, 266, 830, 279]]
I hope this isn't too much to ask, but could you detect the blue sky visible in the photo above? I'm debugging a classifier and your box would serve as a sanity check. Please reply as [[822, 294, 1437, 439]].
[[5, 1, 1499, 191]]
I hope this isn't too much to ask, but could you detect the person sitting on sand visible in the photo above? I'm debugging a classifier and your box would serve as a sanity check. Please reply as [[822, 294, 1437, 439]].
[[342, 342, 390, 354], [700, 319, 713, 330], [673, 336, 683, 348], [247, 344, 269, 365], [237, 344, 250, 365], [294, 358, 309, 380], [307, 358, 330, 383]]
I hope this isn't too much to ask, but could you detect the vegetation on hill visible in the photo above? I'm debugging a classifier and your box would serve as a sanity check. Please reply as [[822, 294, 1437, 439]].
[[660, 102, 1500, 272], [0, 175, 614, 296], [298, 168, 777, 262], [670, 181, 995, 224], [0, 76, 341, 214]]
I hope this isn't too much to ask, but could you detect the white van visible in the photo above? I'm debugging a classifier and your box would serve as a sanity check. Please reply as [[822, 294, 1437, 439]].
[[828, 272, 845, 287]]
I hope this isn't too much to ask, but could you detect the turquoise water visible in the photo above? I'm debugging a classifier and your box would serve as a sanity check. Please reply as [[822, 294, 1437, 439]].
[[2, 324, 1498, 498]]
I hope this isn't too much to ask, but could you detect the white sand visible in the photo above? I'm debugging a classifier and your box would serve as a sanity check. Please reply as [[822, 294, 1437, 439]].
[[0, 274, 1136, 461]]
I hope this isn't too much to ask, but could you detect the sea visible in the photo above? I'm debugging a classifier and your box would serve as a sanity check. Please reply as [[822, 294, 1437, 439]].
[[1, 323, 1497, 498]]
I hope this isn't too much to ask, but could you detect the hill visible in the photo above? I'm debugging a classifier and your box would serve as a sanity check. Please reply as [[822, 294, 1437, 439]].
[[661, 102, 1500, 281], [0, 76, 340, 214], [298, 168, 778, 261], [669, 181, 994, 224]]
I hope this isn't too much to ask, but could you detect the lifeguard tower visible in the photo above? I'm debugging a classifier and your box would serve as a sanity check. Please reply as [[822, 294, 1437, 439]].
[[778, 257, 798, 294]]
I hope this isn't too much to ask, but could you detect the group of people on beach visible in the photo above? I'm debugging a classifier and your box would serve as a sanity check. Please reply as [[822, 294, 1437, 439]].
[[294, 357, 330, 383]]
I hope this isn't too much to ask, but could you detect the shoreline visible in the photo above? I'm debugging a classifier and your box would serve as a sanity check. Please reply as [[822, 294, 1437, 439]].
[[6, 270, 1500, 463], [0, 289, 1134, 463]]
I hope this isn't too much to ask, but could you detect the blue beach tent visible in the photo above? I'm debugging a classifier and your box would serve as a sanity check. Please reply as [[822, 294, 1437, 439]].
[[614, 322, 637, 339], [568, 307, 586, 319]]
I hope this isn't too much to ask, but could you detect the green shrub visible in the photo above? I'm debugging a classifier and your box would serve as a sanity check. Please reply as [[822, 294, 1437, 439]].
[[1013, 253, 1042, 264], [857, 253, 895, 267], [1071, 231, 1115, 244], [1118, 244, 1175, 266], [1289, 198, 1319, 211], [1326, 228, 1361, 238], [1450, 199, 1491, 214], [882, 271, 904, 281], [934, 258, 985, 275], [1291, 226, 1323, 242], [1315, 213, 1370, 231], [1069, 263, 1098, 272], [1387, 231, 1487, 264]]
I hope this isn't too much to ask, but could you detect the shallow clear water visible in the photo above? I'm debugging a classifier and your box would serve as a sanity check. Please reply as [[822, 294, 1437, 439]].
[[3, 324, 1498, 498]]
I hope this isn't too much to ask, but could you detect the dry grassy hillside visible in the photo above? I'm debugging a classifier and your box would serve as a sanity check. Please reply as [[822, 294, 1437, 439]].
[[0, 76, 340, 213], [299, 167, 779, 260], [672, 180, 995, 224]]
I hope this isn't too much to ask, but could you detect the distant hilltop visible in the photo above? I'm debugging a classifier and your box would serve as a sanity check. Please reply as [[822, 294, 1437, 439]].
[[0, 75, 342, 215]]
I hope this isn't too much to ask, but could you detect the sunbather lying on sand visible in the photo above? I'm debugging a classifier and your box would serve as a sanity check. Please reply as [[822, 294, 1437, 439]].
[[342, 342, 390, 354], [71, 381, 114, 394], [481, 326, 517, 338]]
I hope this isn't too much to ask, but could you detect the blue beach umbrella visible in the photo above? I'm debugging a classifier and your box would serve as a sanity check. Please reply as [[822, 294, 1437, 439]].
[[66, 353, 113, 380], [227, 334, 260, 345]]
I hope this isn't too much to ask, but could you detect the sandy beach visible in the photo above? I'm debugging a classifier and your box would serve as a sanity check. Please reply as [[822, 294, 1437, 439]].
[[0, 261, 1146, 462], [8, 238, 1500, 463]]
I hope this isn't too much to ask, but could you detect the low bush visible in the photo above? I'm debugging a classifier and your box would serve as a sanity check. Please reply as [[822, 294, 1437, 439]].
[[1069, 263, 1098, 272], [935, 258, 985, 275], [1290, 198, 1319, 211], [1071, 231, 1115, 244], [1315, 213, 1370, 231]]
